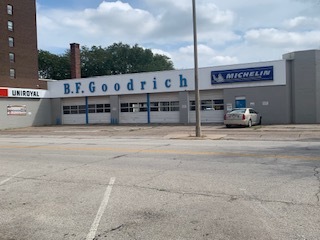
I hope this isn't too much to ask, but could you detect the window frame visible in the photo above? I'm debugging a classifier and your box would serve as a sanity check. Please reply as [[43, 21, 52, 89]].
[[8, 37, 14, 47], [8, 21, 14, 31], [7, 5, 13, 15], [63, 104, 111, 115], [9, 52, 15, 63], [190, 99, 224, 111], [9, 68, 16, 79]]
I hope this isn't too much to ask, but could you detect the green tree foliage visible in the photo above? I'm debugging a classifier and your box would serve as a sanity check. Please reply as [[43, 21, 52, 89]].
[[38, 43, 174, 80], [80, 45, 112, 77], [38, 50, 70, 80]]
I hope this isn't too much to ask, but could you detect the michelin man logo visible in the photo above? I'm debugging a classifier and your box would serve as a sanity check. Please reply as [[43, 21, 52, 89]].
[[212, 73, 225, 83]]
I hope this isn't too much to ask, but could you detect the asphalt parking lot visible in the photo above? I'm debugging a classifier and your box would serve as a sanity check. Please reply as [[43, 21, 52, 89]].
[[1, 124, 320, 240]]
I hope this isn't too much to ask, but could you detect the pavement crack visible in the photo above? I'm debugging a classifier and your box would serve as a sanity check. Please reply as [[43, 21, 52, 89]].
[[110, 224, 124, 232], [2, 175, 109, 187], [314, 167, 320, 203], [112, 154, 129, 159], [118, 184, 317, 207]]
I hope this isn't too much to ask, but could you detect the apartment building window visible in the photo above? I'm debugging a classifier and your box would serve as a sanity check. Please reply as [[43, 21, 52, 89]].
[[8, 37, 14, 47], [9, 53, 15, 63], [8, 21, 14, 31], [10, 69, 16, 79], [7, 5, 13, 15]]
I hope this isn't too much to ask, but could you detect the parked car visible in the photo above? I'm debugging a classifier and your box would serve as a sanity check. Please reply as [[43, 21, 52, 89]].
[[224, 108, 262, 128]]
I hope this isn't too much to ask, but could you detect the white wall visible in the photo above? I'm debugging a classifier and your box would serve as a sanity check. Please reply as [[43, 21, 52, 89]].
[[47, 60, 286, 98], [0, 98, 52, 129]]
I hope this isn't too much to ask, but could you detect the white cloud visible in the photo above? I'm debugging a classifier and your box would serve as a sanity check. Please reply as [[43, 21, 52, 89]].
[[284, 16, 320, 30], [171, 45, 238, 69], [37, 0, 320, 69], [245, 28, 320, 48]]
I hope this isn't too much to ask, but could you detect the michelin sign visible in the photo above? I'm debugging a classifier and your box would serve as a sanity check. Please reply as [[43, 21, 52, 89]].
[[211, 66, 274, 84]]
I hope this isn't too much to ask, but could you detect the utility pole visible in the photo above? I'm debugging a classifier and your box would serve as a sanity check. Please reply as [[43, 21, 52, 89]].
[[192, 0, 201, 137]]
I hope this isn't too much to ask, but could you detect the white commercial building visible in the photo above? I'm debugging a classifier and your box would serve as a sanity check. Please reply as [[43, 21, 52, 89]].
[[1, 49, 319, 129]]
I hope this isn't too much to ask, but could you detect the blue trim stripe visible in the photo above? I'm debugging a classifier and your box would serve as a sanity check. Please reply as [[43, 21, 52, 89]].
[[147, 93, 150, 124], [85, 97, 89, 124]]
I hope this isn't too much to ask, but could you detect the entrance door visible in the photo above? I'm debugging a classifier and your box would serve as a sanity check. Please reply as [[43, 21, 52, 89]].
[[235, 98, 246, 108]]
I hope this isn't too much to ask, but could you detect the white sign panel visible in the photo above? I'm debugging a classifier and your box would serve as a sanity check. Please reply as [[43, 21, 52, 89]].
[[8, 88, 47, 98], [7, 105, 27, 115], [47, 60, 287, 98]]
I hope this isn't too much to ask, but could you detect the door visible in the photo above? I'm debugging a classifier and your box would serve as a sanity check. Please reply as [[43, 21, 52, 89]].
[[235, 98, 246, 108], [249, 108, 258, 124], [61, 97, 86, 125]]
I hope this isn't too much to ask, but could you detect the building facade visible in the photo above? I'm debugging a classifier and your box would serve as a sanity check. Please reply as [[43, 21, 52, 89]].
[[0, 49, 319, 129], [0, 0, 45, 89], [0, 2, 318, 130], [45, 49, 319, 126]]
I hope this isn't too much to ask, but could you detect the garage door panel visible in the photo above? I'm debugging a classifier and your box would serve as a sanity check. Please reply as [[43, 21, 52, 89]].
[[120, 94, 148, 124], [189, 90, 224, 123], [189, 111, 224, 123], [62, 98, 86, 125], [150, 112, 179, 123], [88, 97, 110, 124], [120, 112, 148, 124], [149, 93, 180, 123], [63, 114, 86, 125]]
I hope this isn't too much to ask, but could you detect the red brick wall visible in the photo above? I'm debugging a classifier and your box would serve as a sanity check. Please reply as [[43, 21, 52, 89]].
[[0, 0, 47, 89], [70, 43, 81, 79]]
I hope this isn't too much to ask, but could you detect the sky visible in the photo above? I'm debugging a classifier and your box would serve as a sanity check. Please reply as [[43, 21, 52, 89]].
[[36, 0, 320, 69]]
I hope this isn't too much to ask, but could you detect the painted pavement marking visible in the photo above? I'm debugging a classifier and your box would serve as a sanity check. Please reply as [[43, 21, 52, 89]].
[[86, 177, 116, 240]]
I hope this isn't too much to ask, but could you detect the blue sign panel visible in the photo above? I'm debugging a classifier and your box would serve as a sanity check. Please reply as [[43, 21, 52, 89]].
[[211, 66, 274, 84]]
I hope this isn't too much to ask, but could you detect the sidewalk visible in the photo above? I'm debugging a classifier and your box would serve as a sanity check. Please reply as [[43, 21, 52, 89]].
[[1, 124, 320, 141]]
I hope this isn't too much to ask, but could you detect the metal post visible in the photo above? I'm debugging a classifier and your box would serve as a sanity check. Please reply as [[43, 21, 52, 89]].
[[192, 0, 201, 137]]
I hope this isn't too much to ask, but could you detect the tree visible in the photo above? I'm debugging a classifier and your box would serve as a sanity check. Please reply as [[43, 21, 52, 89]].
[[80, 46, 112, 78], [38, 43, 175, 80], [38, 50, 70, 80]]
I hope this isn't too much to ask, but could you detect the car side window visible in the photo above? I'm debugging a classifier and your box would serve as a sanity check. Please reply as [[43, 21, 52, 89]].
[[250, 109, 257, 114]]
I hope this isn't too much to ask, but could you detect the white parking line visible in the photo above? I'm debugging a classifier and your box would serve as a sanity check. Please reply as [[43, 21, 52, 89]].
[[86, 177, 116, 240], [0, 170, 25, 186]]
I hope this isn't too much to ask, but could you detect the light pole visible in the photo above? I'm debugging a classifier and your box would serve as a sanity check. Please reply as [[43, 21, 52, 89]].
[[192, 0, 201, 137]]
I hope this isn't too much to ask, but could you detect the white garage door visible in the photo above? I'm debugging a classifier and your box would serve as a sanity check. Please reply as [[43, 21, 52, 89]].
[[149, 93, 180, 123], [120, 94, 148, 123], [62, 97, 86, 125], [87, 97, 111, 124], [189, 90, 224, 123]]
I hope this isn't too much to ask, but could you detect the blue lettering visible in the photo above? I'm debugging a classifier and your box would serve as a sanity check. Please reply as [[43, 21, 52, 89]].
[[226, 73, 234, 79], [141, 81, 146, 90], [165, 79, 171, 88], [153, 78, 157, 89], [243, 72, 249, 77], [127, 79, 134, 91], [64, 84, 70, 94], [75, 82, 81, 94], [264, 70, 271, 76], [179, 74, 188, 87], [114, 83, 120, 91], [102, 84, 108, 92], [89, 82, 96, 93]]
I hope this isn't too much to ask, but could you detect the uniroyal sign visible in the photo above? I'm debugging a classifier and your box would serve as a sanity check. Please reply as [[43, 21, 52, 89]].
[[0, 88, 46, 98]]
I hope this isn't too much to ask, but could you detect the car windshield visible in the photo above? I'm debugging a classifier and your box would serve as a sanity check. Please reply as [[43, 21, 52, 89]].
[[230, 109, 246, 114]]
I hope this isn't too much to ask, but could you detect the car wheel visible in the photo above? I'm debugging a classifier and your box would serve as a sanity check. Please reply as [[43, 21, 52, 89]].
[[226, 124, 231, 128], [248, 120, 252, 128]]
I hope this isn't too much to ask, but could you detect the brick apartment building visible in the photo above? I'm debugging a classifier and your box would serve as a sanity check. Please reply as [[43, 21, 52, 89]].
[[0, 0, 46, 89]]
